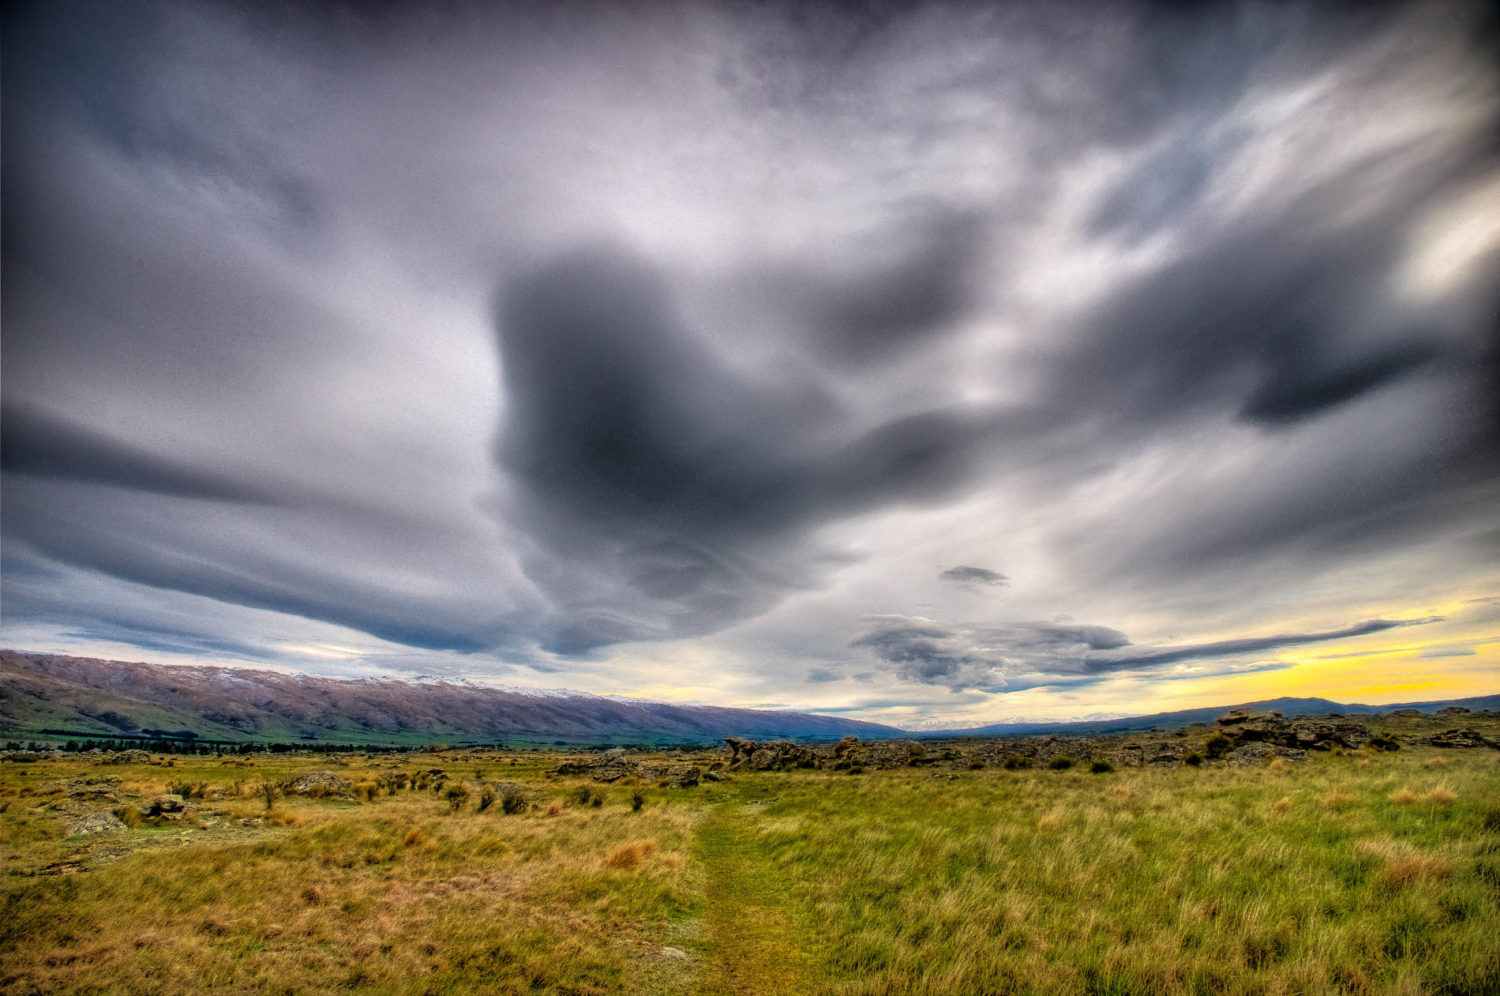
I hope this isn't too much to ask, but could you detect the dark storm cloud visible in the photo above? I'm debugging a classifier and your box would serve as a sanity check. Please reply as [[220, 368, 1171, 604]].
[[1, 404, 280, 504], [851, 615, 1438, 691], [939, 566, 1008, 587], [492, 244, 1041, 652], [0, 0, 1496, 687]]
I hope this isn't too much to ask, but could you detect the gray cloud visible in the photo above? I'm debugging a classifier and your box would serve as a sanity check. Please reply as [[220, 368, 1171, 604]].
[[0, 0, 1495, 711], [939, 566, 1008, 588], [852, 614, 1439, 691]]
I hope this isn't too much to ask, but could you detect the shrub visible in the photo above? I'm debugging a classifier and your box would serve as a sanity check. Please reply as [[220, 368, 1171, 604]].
[[545, 799, 565, 817], [968, 759, 986, 770], [848, 765, 864, 775], [590, 793, 604, 807], [113, 804, 143, 828], [499, 784, 530, 815], [168, 780, 208, 799], [1183, 752, 1204, 767], [1204, 735, 1234, 760], [1367, 734, 1400, 752], [402, 826, 424, 847], [1049, 756, 1075, 771], [630, 790, 645, 812], [445, 783, 471, 813], [1089, 759, 1114, 774], [1001, 754, 1032, 770], [476, 787, 496, 812], [260, 781, 280, 811]]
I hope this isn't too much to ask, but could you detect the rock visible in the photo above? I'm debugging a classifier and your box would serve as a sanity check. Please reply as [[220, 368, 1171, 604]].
[[1388, 709, 1422, 718], [147, 795, 187, 819], [832, 736, 861, 757], [285, 772, 353, 798], [66, 811, 127, 836], [1428, 728, 1498, 749], [1436, 706, 1471, 717], [1217, 710, 1253, 726], [724, 738, 760, 768], [659, 946, 692, 961]]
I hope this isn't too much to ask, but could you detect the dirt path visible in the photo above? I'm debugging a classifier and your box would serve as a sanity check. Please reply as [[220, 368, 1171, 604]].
[[689, 802, 820, 995]]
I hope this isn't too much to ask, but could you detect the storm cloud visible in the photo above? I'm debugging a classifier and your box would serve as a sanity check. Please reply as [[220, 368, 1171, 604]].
[[1, 0, 1497, 721], [852, 615, 1439, 692]]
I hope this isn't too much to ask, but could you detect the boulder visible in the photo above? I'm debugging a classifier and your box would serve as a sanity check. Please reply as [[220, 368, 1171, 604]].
[[832, 736, 862, 758], [66, 811, 127, 836], [1428, 728, 1497, 749], [285, 772, 353, 798]]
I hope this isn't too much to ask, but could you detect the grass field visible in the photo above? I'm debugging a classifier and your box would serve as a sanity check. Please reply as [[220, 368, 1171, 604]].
[[3, 739, 1498, 994]]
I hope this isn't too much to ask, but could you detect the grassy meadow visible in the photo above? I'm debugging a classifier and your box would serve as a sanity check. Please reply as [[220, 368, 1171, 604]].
[[3, 738, 1499, 994]]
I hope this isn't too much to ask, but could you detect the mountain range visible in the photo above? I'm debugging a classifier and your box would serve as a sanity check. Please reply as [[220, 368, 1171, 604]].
[[2, 650, 1494, 746], [0, 650, 896, 745]]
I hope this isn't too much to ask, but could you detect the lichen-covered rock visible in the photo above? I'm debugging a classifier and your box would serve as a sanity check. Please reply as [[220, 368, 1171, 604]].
[[285, 772, 353, 797], [66, 811, 127, 836]]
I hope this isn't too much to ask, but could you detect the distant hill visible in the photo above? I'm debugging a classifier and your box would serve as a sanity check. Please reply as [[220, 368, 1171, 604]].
[[930, 694, 1500, 738], [4, 650, 1494, 747], [0, 650, 899, 745]]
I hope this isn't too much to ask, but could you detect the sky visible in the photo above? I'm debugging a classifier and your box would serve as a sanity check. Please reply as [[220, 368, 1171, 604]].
[[2, 0, 1498, 729]]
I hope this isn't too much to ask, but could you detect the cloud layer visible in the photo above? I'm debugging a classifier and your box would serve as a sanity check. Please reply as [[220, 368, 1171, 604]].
[[2, 0, 1497, 720]]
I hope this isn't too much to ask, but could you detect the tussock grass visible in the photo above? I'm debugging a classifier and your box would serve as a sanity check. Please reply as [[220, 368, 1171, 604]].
[[2, 741, 1497, 994]]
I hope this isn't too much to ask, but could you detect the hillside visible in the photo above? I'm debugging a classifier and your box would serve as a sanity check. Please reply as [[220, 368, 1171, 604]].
[[938, 694, 1500, 738], [0, 650, 898, 745]]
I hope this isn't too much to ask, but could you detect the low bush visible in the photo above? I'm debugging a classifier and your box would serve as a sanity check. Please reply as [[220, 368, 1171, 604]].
[[1183, 752, 1204, 767], [1204, 735, 1234, 760], [1089, 759, 1114, 774], [1049, 756, 1075, 771]]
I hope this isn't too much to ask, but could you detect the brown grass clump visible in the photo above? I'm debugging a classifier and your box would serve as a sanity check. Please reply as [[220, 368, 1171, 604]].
[[1267, 758, 1288, 773], [266, 807, 299, 826], [1379, 856, 1452, 889], [402, 826, 425, 848], [605, 840, 658, 868], [1389, 788, 1418, 806], [112, 804, 143, 827], [1324, 791, 1355, 810], [1356, 840, 1453, 890], [1423, 784, 1457, 805], [1036, 811, 1062, 832], [1270, 796, 1293, 816], [1424, 757, 1448, 769], [545, 799, 565, 817]]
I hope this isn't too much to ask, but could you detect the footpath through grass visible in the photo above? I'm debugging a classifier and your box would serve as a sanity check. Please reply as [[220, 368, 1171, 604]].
[[4, 744, 1500, 994], [691, 794, 821, 995]]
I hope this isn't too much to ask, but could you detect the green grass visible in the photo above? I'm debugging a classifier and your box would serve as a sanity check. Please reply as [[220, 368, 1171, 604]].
[[2, 744, 1498, 994]]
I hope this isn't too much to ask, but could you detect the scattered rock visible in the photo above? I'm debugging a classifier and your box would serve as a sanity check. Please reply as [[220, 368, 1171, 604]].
[[66, 811, 127, 836], [1428, 728, 1498, 749], [285, 772, 353, 798], [659, 946, 692, 962]]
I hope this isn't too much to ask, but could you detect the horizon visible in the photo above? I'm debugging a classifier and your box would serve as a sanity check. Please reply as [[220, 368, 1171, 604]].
[[5, 647, 1495, 736], [3, 0, 1498, 729]]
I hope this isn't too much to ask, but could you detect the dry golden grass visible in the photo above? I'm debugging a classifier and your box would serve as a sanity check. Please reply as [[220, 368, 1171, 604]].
[[1423, 783, 1457, 805], [605, 840, 659, 868], [3, 735, 1498, 995], [1389, 787, 1418, 805], [545, 798, 565, 817]]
